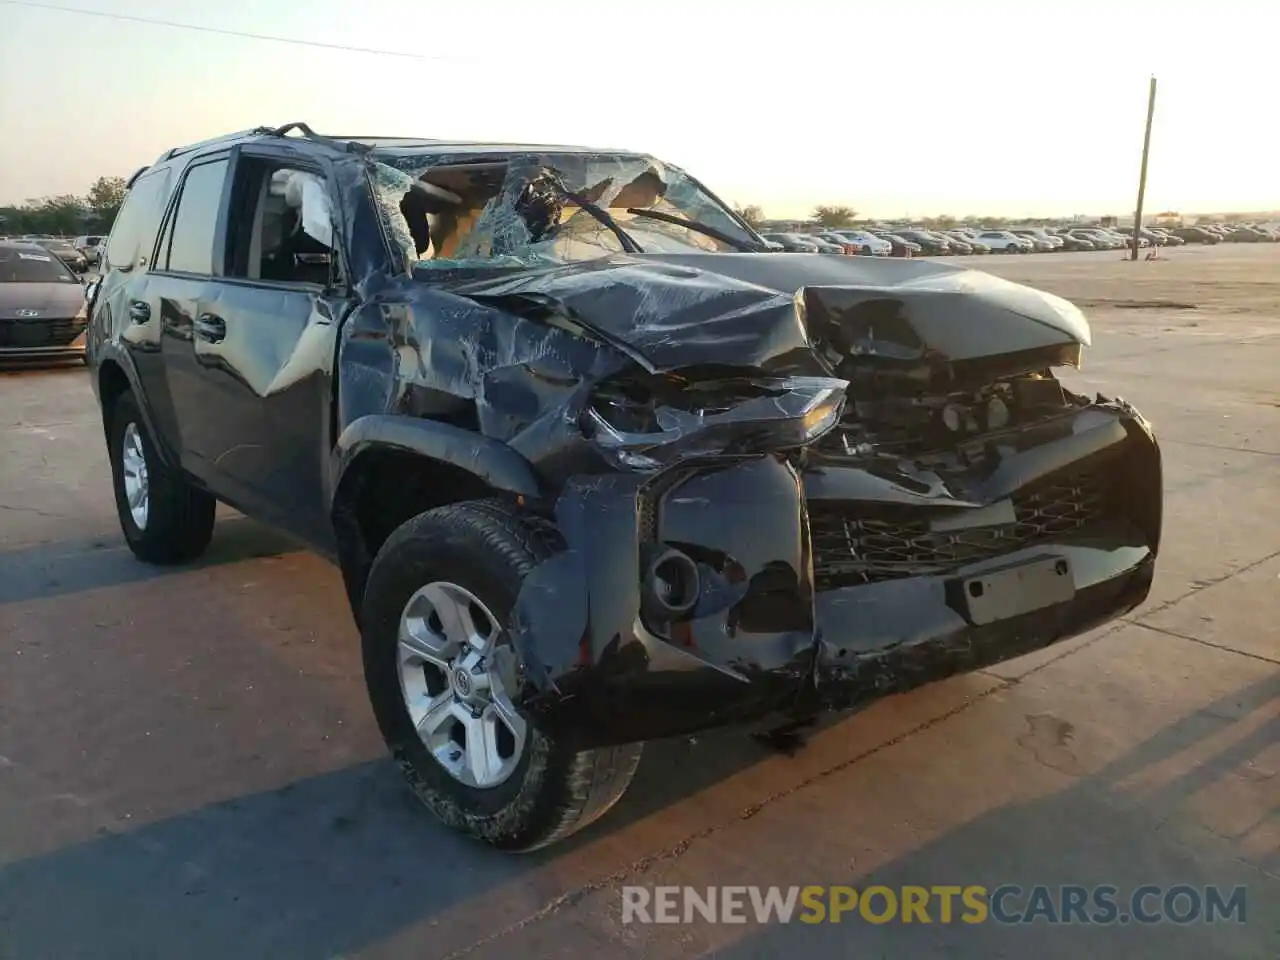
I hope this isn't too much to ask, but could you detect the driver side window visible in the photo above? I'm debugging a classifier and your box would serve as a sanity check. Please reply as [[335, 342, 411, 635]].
[[225, 159, 340, 287]]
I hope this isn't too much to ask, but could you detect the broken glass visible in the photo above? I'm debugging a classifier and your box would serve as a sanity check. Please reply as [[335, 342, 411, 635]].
[[368, 153, 758, 273]]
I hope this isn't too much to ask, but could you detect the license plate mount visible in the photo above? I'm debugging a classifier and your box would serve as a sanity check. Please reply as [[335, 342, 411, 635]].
[[960, 555, 1075, 625]]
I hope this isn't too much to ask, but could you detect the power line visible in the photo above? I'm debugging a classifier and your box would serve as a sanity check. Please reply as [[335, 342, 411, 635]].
[[0, 0, 469, 61]]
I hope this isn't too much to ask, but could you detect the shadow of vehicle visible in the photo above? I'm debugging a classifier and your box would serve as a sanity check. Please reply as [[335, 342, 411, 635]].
[[703, 671, 1280, 960], [0, 724, 786, 959], [0, 517, 303, 605]]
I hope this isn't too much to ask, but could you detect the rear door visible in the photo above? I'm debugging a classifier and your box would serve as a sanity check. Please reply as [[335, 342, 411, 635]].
[[158, 143, 349, 546], [93, 165, 180, 454]]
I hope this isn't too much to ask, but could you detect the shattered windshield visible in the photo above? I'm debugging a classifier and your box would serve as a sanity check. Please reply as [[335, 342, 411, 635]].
[[370, 152, 760, 273]]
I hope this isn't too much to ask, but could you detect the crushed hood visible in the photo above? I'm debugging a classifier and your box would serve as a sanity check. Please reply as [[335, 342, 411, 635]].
[[440, 252, 1091, 375]]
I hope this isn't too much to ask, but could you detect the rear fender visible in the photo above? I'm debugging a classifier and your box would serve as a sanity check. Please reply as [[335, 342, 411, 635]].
[[93, 344, 180, 469]]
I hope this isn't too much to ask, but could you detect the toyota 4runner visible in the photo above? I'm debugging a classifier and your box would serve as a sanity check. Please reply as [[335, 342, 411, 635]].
[[87, 123, 1163, 851]]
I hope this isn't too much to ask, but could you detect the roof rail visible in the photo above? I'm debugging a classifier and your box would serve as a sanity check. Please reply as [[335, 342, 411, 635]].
[[124, 165, 150, 190], [164, 126, 274, 161], [267, 122, 373, 154]]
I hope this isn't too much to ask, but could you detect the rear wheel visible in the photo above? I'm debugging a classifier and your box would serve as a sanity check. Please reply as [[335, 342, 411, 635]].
[[361, 499, 643, 851], [108, 392, 216, 564]]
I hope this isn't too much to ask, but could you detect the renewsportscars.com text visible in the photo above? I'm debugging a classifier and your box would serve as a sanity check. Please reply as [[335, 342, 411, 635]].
[[621, 884, 1248, 925]]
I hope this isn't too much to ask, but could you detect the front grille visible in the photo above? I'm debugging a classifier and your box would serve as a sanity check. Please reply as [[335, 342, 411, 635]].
[[810, 470, 1111, 590], [0, 318, 86, 348]]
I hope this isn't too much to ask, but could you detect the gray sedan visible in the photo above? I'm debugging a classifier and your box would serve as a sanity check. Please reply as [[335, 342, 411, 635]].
[[0, 242, 89, 363]]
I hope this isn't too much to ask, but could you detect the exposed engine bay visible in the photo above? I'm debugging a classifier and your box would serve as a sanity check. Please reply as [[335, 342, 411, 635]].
[[818, 370, 1090, 464]]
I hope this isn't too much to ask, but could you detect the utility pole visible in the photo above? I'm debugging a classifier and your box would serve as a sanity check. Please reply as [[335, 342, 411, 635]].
[[1132, 76, 1158, 261]]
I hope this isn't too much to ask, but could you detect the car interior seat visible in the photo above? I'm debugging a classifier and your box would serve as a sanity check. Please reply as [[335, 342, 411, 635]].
[[430, 208, 484, 259], [248, 176, 288, 280], [252, 170, 333, 284]]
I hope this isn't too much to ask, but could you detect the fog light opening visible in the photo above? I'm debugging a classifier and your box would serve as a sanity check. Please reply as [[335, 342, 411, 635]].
[[641, 548, 700, 622]]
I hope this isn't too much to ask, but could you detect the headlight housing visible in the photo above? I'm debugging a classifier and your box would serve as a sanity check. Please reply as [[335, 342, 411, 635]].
[[581, 374, 847, 471]]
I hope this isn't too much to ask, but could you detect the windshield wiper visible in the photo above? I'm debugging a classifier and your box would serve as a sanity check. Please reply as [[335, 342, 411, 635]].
[[557, 188, 644, 254], [624, 208, 764, 252]]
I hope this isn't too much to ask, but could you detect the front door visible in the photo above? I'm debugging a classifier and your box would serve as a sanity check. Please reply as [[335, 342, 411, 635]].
[[157, 145, 347, 548]]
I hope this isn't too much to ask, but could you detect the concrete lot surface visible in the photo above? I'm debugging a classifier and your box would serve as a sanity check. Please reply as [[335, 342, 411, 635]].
[[1, 244, 1277, 958]]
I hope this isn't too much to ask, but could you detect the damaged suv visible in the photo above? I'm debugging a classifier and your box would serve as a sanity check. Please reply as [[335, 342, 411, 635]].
[[87, 124, 1162, 851]]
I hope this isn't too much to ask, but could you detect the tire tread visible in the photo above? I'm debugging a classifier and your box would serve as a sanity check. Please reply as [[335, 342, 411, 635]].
[[110, 393, 215, 565], [362, 498, 642, 851]]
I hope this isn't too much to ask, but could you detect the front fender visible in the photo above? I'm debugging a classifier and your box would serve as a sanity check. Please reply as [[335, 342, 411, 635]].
[[329, 414, 544, 504], [328, 415, 547, 620]]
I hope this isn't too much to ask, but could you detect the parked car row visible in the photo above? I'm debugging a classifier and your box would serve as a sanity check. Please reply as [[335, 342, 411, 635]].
[[757, 224, 1142, 258], [1178, 222, 1280, 243], [754, 219, 1279, 259], [879, 224, 1161, 254], [0, 234, 105, 272]]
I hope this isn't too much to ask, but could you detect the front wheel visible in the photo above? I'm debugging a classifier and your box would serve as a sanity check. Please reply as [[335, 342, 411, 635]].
[[360, 499, 643, 851]]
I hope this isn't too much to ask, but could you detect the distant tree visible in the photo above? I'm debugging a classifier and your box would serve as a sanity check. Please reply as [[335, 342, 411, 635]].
[[812, 205, 858, 227], [0, 174, 134, 235], [86, 175, 128, 231], [923, 214, 957, 228], [735, 204, 765, 228], [32, 195, 88, 235]]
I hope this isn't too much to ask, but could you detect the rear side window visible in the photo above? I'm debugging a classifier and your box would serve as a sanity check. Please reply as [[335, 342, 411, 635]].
[[164, 159, 229, 274], [104, 168, 173, 271]]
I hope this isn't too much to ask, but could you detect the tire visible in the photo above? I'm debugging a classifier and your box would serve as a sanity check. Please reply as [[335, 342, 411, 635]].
[[1006, 244, 1019, 254], [361, 498, 643, 851], [108, 391, 216, 564]]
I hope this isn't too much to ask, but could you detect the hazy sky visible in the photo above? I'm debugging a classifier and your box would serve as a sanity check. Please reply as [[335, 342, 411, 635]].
[[2, 0, 1277, 218]]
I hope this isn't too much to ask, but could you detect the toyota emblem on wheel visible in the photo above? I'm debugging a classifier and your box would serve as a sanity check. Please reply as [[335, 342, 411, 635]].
[[452, 668, 472, 697]]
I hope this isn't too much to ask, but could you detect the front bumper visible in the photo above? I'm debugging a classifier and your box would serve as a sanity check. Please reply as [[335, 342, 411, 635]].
[[0, 323, 87, 363], [511, 401, 1161, 748]]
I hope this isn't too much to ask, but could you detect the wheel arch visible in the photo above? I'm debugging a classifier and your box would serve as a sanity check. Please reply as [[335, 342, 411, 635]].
[[94, 353, 176, 466], [96, 356, 133, 434], [330, 415, 545, 622]]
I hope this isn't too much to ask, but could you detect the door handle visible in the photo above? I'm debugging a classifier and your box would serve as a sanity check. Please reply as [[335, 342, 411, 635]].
[[128, 301, 150, 323], [194, 313, 226, 343]]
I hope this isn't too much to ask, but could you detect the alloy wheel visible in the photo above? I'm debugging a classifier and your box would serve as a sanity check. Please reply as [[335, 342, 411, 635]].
[[397, 581, 527, 789], [121, 422, 149, 530]]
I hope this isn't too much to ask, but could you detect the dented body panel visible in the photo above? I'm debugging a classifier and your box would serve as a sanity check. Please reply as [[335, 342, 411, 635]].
[[511, 402, 1159, 747], [88, 128, 1163, 748]]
